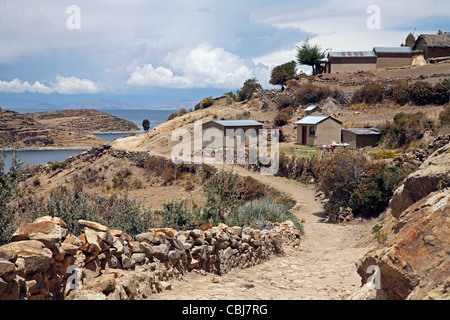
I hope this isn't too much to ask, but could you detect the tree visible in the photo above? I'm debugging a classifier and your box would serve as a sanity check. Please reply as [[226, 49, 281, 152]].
[[296, 39, 327, 76], [142, 119, 150, 132], [402, 33, 416, 48], [237, 78, 262, 101], [269, 61, 297, 90]]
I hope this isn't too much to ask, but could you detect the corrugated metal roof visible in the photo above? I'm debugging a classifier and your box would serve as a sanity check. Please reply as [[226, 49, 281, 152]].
[[305, 105, 320, 111], [342, 127, 380, 135], [295, 115, 331, 125], [328, 51, 376, 58], [373, 47, 412, 53], [211, 120, 264, 127]]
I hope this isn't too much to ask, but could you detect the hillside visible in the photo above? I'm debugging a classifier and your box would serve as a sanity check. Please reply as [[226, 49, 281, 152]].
[[0, 109, 104, 149], [27, 109, 140, 133]]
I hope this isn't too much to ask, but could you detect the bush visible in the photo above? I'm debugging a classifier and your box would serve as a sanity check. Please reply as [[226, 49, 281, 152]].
[[380, 112, 432, 148], [274, 112, 291, 126], [408, 81, 433, 106], [276, 95, 295, 110], [391, 81, 410, 105], [433, 79, 449, 105], [178, 108, 187, 116], [167, 113, 178, 121], [294, 84, 331, 105], [237, 78, 262, 101], [439, 104, 450, 126], [350, 162, 407, 218], [352, 82, 385, 104], [226, 197, 303, 232]]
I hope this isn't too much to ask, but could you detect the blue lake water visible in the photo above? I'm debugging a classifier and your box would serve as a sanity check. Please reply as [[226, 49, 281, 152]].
[[1, 109, 176, 169], [1, 149, 86, 172]]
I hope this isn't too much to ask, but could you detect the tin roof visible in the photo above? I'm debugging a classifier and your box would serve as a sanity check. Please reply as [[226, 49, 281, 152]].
[[328, 51, 376, 58], [373, 47, 412, 53], [342, 127, 380, 135], [305, 105, 321, 111], [211, 120, 264, 127], [295, 115, 342, 125]]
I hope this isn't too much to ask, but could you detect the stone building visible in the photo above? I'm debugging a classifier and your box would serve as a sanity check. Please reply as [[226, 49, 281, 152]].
[[295, 115, 342, 146], [341, 127, 381, 148]]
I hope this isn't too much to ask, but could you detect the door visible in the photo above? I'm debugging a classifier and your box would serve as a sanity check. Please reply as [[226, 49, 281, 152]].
[[302, 126, 307, 145]]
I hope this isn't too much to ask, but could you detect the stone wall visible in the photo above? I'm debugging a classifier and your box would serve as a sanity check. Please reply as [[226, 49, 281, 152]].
[[0, 217, 301, 300]]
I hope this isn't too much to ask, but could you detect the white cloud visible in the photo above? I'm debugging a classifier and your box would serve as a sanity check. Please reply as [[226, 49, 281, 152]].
[[0, 76, 101, 94], [128, 43, 264, 89], [0, 78, 53, 94], [51, 75, 101, 94], [127, 64, 192, 88]]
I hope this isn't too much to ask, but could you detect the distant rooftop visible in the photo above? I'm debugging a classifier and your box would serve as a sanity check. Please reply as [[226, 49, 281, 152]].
[[342, 127, 380, 135], [305, 105, 321, 111], [373, 47, 412, 53], [295, 115, 342, 125], [211, 120, 264, 127], [328, 51, 376, 58]]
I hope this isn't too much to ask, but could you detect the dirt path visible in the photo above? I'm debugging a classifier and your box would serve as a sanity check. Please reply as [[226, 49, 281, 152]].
[[150, 164, 377, 300]]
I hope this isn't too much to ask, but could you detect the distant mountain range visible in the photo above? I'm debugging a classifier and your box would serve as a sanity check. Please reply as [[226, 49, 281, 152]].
[[18, 99, 196, 111]]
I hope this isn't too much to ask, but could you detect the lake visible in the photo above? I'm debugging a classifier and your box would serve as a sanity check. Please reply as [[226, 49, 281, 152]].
[[0, 109, 176, 170], [1, 149, 86, 173]]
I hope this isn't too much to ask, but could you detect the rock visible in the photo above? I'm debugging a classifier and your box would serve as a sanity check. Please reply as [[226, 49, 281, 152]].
[[11, 218, 68, 248], [0, 240, 52, 275], [389, 143, 450, 218], [85, 274, 116, 293], [0, 259, 17, 282], [136, 232, 159, 245], [78, 220, 109, 232], [152, 244, 169, 261], [148, 228, 177, 241], [155, 281, 172, 292], [355, 190, 450, 300]]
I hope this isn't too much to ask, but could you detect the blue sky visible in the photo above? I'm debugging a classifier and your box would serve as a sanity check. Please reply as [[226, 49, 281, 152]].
[[0, 0, 449, 109]]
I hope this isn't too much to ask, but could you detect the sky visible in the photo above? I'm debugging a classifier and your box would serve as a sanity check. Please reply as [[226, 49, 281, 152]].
[[0, 0, 449, 109]]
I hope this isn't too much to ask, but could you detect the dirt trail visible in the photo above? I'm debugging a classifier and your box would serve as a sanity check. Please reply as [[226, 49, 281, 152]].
[[150, 164, 377, 300]]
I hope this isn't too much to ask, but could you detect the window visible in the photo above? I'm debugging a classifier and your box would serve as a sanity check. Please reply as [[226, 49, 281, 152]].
[[309, 126, 316, 137]]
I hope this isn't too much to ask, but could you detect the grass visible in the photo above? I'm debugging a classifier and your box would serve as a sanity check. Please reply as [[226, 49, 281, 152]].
[[278, 143, 320, 157]]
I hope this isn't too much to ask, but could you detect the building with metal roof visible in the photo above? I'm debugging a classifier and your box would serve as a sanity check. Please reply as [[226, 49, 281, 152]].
[[326, 51, 377, 73], [373, 47, 412, 69], [295, 116, 342, 146], [202, 120, 264, 147], [304, 105, 322, 115], [341, 127, 381, 148]]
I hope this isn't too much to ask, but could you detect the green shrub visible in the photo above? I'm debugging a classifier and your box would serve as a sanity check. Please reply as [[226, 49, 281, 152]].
[[391, 81, 410, 105], [380, 112, 432, 148], [237, 78, 262, 102], [352, 82, 385, 104], [167, 113, 178, 121], [408, 81, 433, 105], [274, 112, 291, 126], [276, 95, 295, 110], [294, 83, 331, 105], [226, 197, 303, 232], [433, 79, 449, 105]]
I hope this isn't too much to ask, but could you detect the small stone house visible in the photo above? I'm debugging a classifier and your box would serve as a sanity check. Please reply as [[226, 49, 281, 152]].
[[295, 115, 342, 146], [413, 34, 450, 61], [327, 51, 377, 73], [304, 105, 322, 115], [202, 120, 264, 147], [341, 127, 381, 148], [373, 47, 412, 69]]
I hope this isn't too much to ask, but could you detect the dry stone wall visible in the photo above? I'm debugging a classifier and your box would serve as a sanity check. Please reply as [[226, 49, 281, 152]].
[[0, 216, 301, 300]]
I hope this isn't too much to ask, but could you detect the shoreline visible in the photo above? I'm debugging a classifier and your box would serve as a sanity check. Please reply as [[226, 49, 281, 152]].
[[1, 146, 91, 152]]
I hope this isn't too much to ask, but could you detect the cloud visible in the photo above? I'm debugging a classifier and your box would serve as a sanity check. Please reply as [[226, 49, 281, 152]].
[[128, 43, 266, 89], [0, 75, 101, 94], [0, 78, 53, 94], [127, 64, 192, 88]]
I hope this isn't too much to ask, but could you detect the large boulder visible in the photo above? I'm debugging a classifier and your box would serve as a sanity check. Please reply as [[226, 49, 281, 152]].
[[389, 143, 450, 218], [355, 190, 450, 300], [11, 216, 68, 248], [0, 240, 53, 275]]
